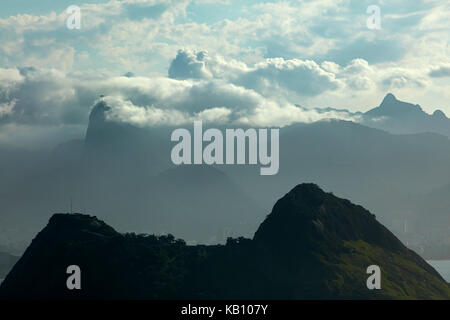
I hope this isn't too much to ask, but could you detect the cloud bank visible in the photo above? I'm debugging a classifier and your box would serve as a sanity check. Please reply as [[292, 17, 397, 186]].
[[0, 0, 449, 147]]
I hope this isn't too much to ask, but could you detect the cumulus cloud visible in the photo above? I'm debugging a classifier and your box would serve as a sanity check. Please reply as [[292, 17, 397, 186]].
[[381, 74, 429, 89], [0, 0, 188, 71], [1, 0, 450, 146], [103, 96, 188, 126], [0, 49, 438, 143], [168, 49, 342, 99], [0, 67, 84, 125], [0, 63, 360, 142], [168, 50, 212, 79], [92, 74, 359, 128], [103, 95, 233, 127], [166, 50, 438, 103], [237, 58, 342, 97]]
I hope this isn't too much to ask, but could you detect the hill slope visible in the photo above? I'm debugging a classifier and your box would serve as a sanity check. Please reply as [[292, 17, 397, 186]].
[[1, 184, 449, 299]]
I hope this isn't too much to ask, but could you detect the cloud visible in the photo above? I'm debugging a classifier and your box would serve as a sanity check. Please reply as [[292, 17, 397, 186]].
[[102, 95, 233, 127], [0, 67, 83, 125], [166, 50, 439, 104], [0, 100, 15, 117], [429, 65, 450, 78], [236, 58, 342, 97], [337, 59, 375, 91], [168, 50, 211, 79], [1, 0, 450, 146], [0, 0, 188, 71], [323, 38, 407, 65], [168, 49, 342, 98], [102, 95, 189, 126], [0, 49, 437, 141], [381, 74, 429, 89], [93, 74, 359, 128], [0, 62, 360, 143]]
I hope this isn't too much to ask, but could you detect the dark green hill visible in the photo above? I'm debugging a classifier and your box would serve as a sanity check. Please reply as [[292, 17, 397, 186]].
[[1, 184, 449, 299], [252, 184, 449, 299]]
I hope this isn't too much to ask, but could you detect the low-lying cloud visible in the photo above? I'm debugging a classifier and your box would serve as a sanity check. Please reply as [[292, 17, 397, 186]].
[[0, 58, 363, 148], [0, 46, 445, 148]]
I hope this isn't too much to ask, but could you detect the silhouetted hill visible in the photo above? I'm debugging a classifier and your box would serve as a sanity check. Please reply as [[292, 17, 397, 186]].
[[1, 184, 449, 299], [254, 184, 404, 252], [252, 184, 449, 299]]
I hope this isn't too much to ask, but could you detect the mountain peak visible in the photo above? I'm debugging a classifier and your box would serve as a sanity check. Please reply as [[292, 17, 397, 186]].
[[361, 94, 450, 136], [382, 93, 397, 104], [365, 93, 424, 119], [254, 183, 405, 252], [276, 183, 329, 210], [379, 93, 422, 111], [88, 100, 110, 123], [432, 109, 447, 119], [45, 213, 120, 239]]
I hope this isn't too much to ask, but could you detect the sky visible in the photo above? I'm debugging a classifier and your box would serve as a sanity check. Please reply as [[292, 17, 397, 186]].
[[0, 0, 449, 147]]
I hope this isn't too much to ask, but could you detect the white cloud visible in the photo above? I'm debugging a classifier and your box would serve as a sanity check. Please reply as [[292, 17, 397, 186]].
[[91, 74, 359, 128], [168, 50, 212, 79], [0, 100, 15, 116], [1, 0, 450, 146], [429, 65, 450, 78], [169, 49, 343, 99]]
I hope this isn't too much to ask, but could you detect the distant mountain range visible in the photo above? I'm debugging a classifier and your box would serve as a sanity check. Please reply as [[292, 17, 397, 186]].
[[1, 184, 448, 299], [1, 94, 450, 259], [314, 93, 450, 137]]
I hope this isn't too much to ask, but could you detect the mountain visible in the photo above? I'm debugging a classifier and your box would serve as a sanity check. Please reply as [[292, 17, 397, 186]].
[[1, 184, 449, 299], [251, 184, 449, 299], [313, 93, 450, 137], [2, 96, 450, 257], [403, 183, 450, 259], [0, 101, 262, 244], [362, 93, 450, 136], [365, 93, 426, 119], [222, 119, 450, 247]]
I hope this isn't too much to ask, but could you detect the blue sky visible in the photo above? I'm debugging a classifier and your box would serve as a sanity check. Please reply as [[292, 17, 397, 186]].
[[0, 0, 449, 146], [0, 0, 111, 18]]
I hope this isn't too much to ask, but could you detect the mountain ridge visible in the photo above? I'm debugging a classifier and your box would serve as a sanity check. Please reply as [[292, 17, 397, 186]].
[[360, 93, 449, 136], [1, 183, 449, 299], [2, 94, 450, 260]]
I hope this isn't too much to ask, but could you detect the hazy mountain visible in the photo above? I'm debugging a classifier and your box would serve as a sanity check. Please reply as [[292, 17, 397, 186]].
[[403, 183, 450, 259], [84, 101, 173, 176], [0, 252, 18, 280], [1, 184, 448, 299], [334, 93, 450, 137], [315, 93, 450, 136], [0, 101, 262, 244], [2, 97, 450, 257], [222, 120, 450, 235]]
